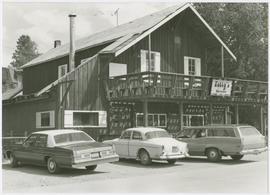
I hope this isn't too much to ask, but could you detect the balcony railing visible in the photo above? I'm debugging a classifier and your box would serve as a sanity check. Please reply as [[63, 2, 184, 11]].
[[105, 71, 268, 104]]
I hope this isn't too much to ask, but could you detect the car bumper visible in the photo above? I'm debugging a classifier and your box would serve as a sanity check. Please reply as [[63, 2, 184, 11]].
[[159, 152, 189, 160], [240, 147, 268, 155], [72, 155, 119, 168]]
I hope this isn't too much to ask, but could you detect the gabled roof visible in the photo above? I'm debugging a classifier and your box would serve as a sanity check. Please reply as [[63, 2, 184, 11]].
[[2, 84, 23, 100], [22, 3, 236, 69]]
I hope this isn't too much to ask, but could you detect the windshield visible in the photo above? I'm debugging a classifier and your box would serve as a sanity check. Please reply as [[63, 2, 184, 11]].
[[145, 131, 170, 139], [54, 132, 94, 145], [239, 127, 261, 136]]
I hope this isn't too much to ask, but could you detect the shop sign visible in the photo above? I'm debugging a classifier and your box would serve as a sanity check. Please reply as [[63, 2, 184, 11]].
[[210, 79, 232, 96]]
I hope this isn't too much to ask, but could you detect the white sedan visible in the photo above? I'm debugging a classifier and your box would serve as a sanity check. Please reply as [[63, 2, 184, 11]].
[[104, 127, 189, 165]]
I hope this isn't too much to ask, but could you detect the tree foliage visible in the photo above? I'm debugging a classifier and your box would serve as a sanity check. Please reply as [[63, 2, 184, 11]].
[[194, 3, 268, 81], [11, 35, 40, 68]]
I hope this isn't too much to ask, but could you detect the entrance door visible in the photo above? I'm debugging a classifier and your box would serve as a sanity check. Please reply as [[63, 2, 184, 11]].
[[183, 115, 204, 127]]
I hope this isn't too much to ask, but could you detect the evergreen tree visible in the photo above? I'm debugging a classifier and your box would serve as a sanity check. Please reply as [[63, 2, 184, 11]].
[[11, 35, 40, 68]]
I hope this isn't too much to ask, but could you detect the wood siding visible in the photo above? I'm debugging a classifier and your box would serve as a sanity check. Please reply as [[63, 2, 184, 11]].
[[23, 44, 110, 95], [2, 95, 57, 136], [112, 11, 207, 75]]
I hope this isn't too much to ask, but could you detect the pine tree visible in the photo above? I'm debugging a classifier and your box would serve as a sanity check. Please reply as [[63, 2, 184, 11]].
[[10, 35, 40, 68]]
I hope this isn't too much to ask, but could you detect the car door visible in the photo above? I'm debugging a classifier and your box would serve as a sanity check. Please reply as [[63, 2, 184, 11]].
[[114, 131, 131, 158], [186, 129, 207, 156], [31, 134, 49, 165], [128, 131, 143, 158], [14, 134, 38, 163]]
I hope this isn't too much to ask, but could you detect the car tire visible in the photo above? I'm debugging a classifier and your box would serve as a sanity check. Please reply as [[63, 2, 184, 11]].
[[139, 150, 152, 165], [86, 165, 97, 171], [47, 157, 60, 174], [230, 155, 244, 160], [9, 152, 19, 168], [206, 148, 221, 162], [167, 159, 177, 164]]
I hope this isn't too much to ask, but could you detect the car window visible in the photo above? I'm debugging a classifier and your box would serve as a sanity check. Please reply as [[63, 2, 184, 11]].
[[120, 131, 132, 139], [192, 129, 206, 138], [24, 134, 38, 146], [54, 132, 93, 144], [132, 131, 142, 140], [239, 127, 261, 136], [35, 135, 48, 147], [208, 128, 236, 137]]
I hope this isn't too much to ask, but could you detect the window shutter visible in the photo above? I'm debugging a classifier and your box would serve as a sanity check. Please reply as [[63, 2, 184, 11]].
[[184, 57, 189, 75], [50, 111, 55, 128], [64, 110, 73, 128], [195, 58, 201, 76], [98, 111, 107, 127], [36, 112, 41, 128], [155, 52, 161, 72], [140, 50, 147, 72]]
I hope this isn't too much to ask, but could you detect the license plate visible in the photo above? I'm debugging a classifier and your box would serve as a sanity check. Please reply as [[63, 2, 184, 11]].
[[91, 152, 100, 159], [81, 153, 91, 158]]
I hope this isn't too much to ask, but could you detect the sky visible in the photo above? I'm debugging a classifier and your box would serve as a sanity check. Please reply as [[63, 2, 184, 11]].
[[2, 1, 181, 67]]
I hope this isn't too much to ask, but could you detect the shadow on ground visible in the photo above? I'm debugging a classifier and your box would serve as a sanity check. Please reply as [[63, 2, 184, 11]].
[[180, 157, 257, 165], [2, 163, 106, 177]]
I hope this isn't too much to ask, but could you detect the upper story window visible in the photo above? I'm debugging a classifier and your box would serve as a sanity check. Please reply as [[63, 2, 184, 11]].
[[36, 110, 55, 129], [141, 50, 160, 72], [109, 62, 127, 77], [58, 64, 68, 79], [184, 56, 201, 76]]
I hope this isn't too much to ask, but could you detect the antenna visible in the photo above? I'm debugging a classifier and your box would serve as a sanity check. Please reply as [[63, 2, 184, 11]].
[[114, 8, 119, 26]]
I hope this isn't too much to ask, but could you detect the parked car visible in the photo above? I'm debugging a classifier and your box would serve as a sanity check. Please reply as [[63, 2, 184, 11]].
[[176, 125, 267, 162], [103, 127, 189, 165], [4, 129, 119, 173]]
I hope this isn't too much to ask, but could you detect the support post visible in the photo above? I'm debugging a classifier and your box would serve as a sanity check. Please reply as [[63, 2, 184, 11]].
[[209, 103, 213, 125], [179, 102, 183, 131], [235, 104, 239, 124], [148, 34, 151, 71], [221, 46, 224, 77], [143, 100, 148, 127]]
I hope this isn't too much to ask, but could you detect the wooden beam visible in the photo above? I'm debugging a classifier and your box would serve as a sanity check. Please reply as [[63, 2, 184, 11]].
[[143, 100, 148, 126], [179, 102, 183, 131], [235, 104, 239, 124], [148, 34, 151, 72]]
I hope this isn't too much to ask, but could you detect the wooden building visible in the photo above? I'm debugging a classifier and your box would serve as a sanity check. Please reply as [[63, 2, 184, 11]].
[[3, 3, 268, 140]]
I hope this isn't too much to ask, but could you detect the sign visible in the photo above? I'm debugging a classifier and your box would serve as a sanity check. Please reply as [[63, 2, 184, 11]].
[[210, 79, 232, 96]]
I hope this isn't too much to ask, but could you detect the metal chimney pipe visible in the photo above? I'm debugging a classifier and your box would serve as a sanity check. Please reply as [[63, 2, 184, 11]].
[[69, 13, 76, 71]]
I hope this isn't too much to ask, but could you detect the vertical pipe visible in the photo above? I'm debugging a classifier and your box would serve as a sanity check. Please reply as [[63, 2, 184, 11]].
[[143, 100, 148, 126], [235, 104, 239, 124], [148, 34, 151, 71], [221, 46, 224, 77], [69, 13, 76, 71]]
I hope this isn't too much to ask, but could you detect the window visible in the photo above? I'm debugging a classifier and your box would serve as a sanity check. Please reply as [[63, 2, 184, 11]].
[[36, 111, 55, 128], [24, 134, 38, 147], [184, 56, 201, 76], [109, 63, 127, 77], [132, 131, 142, 140], [64, 110, 107, 128], [120, 131, 132, 139], [208, 128, 236, 137], [136, 113, 167, 127], [35, 135, 48, 147], [141, 50, 160, 72], [54, 132, 93, 145], [239, 127, 260, 136], [183, 115, 204, 127]]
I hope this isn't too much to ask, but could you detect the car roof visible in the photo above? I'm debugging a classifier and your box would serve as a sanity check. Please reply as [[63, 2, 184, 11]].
[[32, 129, 82, 136], [183, 124, 253, 129], [124, 127, 167, 134]]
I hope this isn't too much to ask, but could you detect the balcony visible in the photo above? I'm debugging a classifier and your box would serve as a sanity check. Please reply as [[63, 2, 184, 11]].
[[105, 72, 268, 104]]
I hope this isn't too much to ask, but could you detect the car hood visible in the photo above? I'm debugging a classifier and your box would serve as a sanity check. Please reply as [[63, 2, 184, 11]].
[[56, 141, 111, 151]]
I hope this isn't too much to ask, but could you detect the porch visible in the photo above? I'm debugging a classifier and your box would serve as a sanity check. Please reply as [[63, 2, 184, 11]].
[[105, 71, 268, 104]]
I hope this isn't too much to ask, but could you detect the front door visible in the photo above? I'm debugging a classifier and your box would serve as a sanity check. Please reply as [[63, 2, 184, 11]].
[[128, 131, 143, 158], [114, 131, 131, 157]]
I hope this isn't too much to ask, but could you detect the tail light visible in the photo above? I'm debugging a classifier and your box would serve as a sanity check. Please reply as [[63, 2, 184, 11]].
[[161, 145, 165, 155]]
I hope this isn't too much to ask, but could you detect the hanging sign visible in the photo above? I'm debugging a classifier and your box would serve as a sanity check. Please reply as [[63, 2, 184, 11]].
[[210, 79, 232, 96]]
